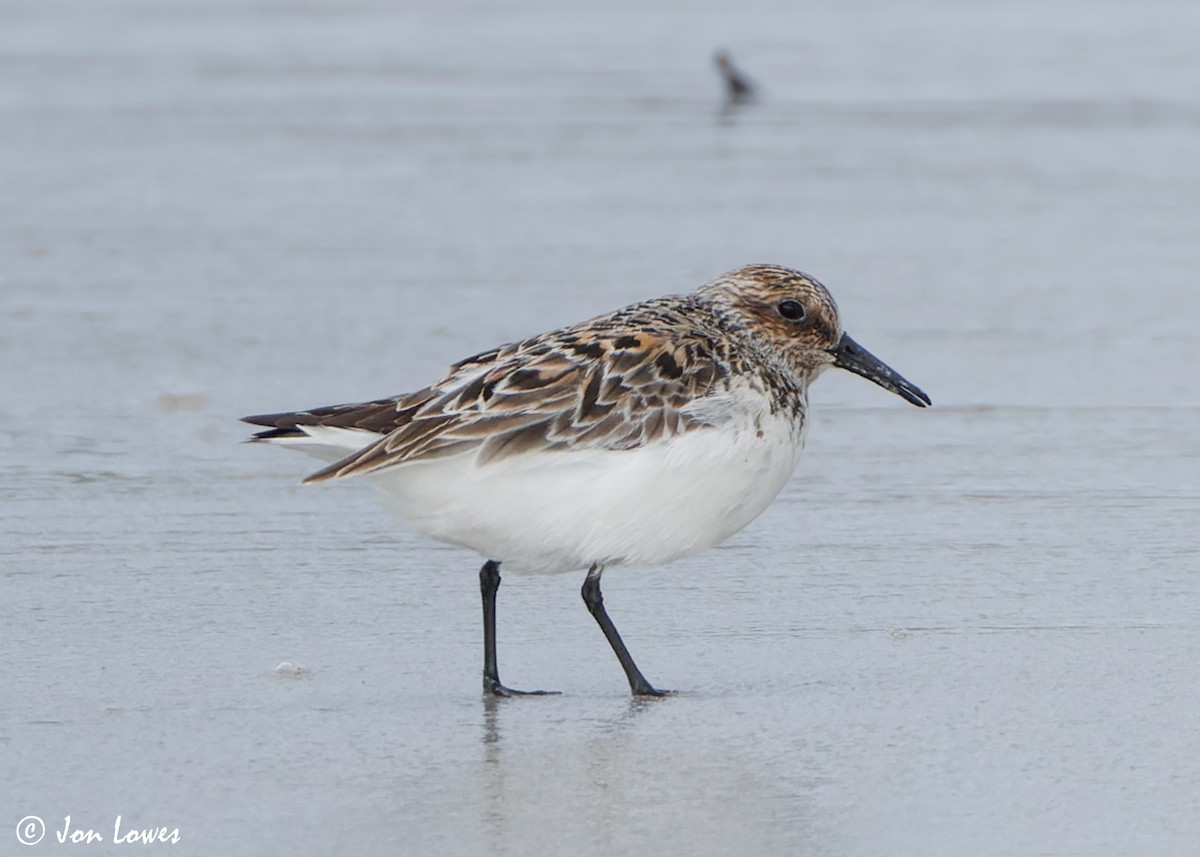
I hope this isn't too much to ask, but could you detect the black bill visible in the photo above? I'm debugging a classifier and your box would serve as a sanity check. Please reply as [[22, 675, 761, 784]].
[[830, 333, 931, 408]]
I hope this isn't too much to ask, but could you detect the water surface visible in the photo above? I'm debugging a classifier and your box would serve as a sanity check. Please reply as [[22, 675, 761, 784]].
[[3, 0, 1199, 854]]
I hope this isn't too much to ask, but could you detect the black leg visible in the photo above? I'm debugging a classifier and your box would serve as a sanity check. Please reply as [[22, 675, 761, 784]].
[[479, 560, 558, 698], [581, 564, 671, 697]]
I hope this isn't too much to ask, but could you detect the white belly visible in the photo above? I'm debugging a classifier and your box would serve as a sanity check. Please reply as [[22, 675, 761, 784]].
[[361, 410, 805, 573]]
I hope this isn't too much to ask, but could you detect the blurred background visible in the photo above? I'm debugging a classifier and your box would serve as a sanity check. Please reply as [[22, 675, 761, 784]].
[[3, 0, 1198, 855]]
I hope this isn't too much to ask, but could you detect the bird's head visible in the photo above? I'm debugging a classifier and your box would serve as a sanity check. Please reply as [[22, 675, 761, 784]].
[[698, 264, 931, 407]]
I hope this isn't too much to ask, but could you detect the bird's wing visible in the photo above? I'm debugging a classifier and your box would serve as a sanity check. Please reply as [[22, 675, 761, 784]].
[[281, 321, 729, 483]]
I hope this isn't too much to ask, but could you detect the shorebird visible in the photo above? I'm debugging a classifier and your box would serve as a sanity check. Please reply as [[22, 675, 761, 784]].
[[243, 264, 930, 697], [714, 50, 756, 104]]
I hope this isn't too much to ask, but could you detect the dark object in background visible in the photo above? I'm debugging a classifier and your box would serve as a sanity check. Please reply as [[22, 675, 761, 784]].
[[714, 50, 756, 104]]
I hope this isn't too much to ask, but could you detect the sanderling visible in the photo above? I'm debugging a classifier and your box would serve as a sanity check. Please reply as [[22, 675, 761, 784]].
[[244, 264, 930, 697], [714, 50, 756, 105]]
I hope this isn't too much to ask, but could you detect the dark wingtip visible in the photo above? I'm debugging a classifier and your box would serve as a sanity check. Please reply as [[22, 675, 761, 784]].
[[242, 412, 287, 427], [247, 426, 308, 441], [242, 410, 316, 441]]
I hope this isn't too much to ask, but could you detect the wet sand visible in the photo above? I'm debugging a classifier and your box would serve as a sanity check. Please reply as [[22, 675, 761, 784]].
[[3, 0, 1199, 854]]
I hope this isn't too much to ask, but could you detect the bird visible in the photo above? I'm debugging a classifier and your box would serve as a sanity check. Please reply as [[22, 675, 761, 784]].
[[714, 50, 756, 105], [243, 264, 930, 697]]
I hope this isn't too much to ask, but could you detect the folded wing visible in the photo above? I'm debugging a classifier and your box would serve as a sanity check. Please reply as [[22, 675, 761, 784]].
[[244, 319, 728, 483]]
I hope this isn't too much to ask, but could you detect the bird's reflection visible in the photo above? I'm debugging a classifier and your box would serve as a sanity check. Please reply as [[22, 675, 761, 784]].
[[482, 693, 503, 753], [477, 690, 812, 854], [481, 689, 661, 755]]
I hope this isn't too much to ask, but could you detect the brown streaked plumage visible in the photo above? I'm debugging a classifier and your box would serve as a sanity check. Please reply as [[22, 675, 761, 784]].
[[244, 265, 878, 480]]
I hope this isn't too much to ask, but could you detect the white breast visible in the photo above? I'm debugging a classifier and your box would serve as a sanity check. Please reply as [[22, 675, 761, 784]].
[[362, 396, 806, 574]]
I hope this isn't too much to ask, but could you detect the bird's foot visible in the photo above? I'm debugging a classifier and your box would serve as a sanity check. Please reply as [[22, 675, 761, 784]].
[[484, 677, 560, 698], [631, 681, 675, 698]]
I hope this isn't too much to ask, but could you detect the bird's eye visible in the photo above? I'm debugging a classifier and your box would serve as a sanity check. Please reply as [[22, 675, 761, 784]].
[[777, 300, 806, 321]]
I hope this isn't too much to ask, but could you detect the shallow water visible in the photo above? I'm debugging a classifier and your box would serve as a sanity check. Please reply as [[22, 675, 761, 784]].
[[3, 0, 1199, 854]]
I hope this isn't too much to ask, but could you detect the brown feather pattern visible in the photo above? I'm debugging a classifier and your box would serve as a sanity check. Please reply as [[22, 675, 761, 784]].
[[242, 265, 839, 483]]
